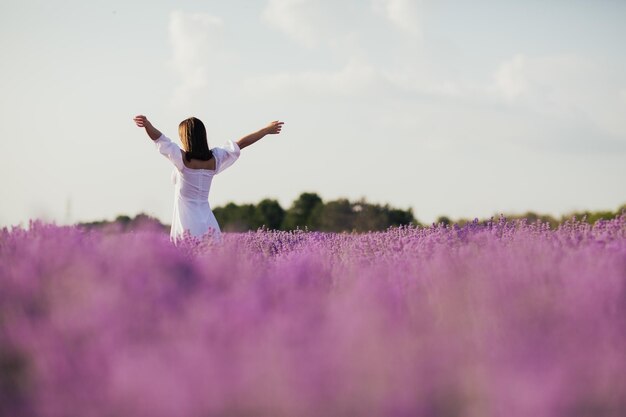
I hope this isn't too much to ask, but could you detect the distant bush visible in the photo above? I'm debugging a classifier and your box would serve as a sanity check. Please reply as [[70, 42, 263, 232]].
[[79, 213, 167, 233]]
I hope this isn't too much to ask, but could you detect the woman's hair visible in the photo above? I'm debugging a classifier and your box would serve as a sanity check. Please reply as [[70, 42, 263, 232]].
[[178, 117, 213, 161]]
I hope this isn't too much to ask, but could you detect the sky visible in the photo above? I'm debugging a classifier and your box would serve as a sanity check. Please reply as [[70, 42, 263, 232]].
[[1, 0, 625, 227]]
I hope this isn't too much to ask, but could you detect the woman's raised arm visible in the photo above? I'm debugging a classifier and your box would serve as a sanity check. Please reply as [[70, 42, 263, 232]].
[[133, 115, 162, 141], [236, 121, 284, 150]]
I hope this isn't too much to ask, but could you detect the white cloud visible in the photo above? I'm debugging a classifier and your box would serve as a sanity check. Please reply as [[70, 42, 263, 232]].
[[261, 0, 423, 49], [262, 0, 338, 47], [492, 54, 528, 101], [169, 6, 626, 156], [490, 54, 626, 139], [243, 60, 384, 98], [372, 0, 422, 38], [169, 11, 224, 105]]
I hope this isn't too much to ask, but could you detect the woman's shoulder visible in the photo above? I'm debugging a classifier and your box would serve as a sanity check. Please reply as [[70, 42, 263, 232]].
[[212, 140, 241, 158]]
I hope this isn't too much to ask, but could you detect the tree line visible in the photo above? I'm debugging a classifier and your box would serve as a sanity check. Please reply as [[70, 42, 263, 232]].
[[213, 192, 416, 232], [435, 204, 626, 229], [79, 196, 625, 233]]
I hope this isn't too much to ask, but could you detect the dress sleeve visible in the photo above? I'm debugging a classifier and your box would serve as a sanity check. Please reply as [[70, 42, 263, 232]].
[[213, 140, 241, 174], [154, 134, 184, 171]]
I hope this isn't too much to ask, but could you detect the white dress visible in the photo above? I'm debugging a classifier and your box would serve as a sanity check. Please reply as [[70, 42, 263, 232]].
[[154, 134, 240, 242]]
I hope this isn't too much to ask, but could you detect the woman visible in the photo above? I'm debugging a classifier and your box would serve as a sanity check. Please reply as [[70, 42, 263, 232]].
[[133, 115, 284, 242]]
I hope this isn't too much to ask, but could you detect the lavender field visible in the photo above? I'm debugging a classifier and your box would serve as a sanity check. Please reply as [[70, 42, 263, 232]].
[[1, 216, 626, 417]]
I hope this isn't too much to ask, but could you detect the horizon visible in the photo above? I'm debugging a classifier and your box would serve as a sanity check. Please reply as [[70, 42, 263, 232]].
[[1, 0, 625, 227], [56, 194, 626, 230]]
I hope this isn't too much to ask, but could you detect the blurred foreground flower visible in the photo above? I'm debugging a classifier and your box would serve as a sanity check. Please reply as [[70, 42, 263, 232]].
[[1, 217, 625, 417]]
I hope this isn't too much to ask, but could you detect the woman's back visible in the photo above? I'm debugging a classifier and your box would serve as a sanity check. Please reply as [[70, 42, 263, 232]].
[[154, 134, 241, 241], [177, 150, 217, 202], [182, 151, 216, 170], [176, 166, 215, 202]]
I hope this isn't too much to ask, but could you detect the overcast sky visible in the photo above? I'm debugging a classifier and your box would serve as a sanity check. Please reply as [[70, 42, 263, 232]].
[[1, 0, 625, 227]]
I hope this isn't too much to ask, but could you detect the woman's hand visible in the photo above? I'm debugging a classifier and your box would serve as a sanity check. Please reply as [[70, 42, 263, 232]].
[[133, 115, 162, 141], [264, 121, 284, 135], [237, 120, 285, 150], [133, 115, 151, 128]]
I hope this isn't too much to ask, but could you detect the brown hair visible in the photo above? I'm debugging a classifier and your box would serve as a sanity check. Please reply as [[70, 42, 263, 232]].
[[178, 117, 213, 161]]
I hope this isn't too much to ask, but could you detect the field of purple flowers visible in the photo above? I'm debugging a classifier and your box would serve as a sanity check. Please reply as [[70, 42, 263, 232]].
[[1, 216, 626, 417]]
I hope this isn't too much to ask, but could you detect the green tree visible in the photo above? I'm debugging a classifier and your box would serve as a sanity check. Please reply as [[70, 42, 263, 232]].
[[282, 192, 323, 230], [385, 206, 416, 227], [353, 202, 415, 231], [353, 201, 387, 232], [115, 215, 132, 225], [214, 203, 260, 232], [317, 199, 355, 232], [255, 199, 286, 230], [436, 216, 451, 226]]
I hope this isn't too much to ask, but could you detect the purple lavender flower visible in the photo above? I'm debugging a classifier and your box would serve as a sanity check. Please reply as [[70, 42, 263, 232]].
[[0, 216, 625, 416]]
